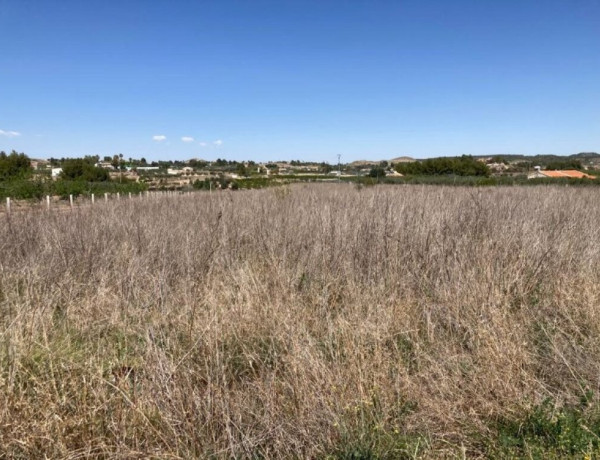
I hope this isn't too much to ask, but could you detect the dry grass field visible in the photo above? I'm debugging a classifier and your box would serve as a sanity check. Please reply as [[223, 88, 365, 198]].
[[2, 183, 600, 458]]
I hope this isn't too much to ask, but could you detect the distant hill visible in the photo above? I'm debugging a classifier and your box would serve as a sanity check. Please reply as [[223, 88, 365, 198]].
[[473, 152, 600, 165], [349, 153, 600, 168], [572, 152, 600, 159], [350, 156, 415, 167], [349, 160, 378, 167], [390, 153, 600, 167]]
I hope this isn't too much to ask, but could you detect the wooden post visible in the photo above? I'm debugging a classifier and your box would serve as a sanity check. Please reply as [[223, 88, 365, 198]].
[[128, 192, 132, 200], [117, 192, 120, 200], [46, 195, 50, 211], [6, 197, 10, 215], [69, 194, 74, 208], [104, 193, 108, 202], [91, 193, 95, 204]]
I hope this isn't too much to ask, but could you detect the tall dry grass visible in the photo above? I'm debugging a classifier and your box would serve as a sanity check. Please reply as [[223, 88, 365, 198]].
[[1, 184, 600, 458]]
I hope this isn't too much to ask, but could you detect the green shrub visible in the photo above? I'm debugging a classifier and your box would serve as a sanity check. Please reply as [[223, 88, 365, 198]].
[[0, 179, 45, 200], [368, 166, 386, 179], [0, 150, 32, 180], [491, 395, 600, 458], [60, 159, 109, 182]]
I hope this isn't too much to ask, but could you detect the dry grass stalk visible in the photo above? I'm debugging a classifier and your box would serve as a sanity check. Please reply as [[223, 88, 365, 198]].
[[1, 184, 600, 457]]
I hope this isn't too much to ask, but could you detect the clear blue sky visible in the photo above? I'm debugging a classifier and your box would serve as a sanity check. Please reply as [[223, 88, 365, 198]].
[[1, 0, 599, 162]]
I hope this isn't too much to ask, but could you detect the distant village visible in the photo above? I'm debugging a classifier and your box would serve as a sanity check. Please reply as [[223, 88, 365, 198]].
[[25, 151, 600, 191]]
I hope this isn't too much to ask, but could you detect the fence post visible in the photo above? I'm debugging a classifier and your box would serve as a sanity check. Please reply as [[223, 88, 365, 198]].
[[6, 197, 10, 215], [46, 195, 50, 211], [104, 193, 108, 202], [128, 192, 132, 200], [91, 193, 95, 204], [69, 194, 74, 209], [117, 192, 120, 200]]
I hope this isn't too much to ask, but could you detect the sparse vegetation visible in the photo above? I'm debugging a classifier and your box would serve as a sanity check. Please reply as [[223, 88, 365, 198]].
[[2, 184, 600, 457]]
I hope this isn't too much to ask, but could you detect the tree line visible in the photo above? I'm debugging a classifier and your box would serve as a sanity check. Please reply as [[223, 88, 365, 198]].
[[0, 151, 146, 199], [394, 155, 491, 176]]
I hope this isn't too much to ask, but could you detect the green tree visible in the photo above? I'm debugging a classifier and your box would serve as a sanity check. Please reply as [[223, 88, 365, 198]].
[[546, 160, 583, 170], [319, 162, 333, 173], [368, 165, 386, 179], [0, 150, 32, 180], [236, 163, 248, 177], [60, 159, 110, 182], [188, 159, 207, 169]]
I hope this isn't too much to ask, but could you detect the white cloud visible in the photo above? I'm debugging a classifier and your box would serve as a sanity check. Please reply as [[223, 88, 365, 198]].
[[198, 142, 207, 147], [181, 136, 194, 143], [0, 130, 21, 138], [153, 135, 166, 141], [213, 139, 223, 146]]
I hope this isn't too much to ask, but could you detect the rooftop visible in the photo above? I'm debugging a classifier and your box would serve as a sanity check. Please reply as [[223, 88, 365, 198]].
[[541, 170, 596, 179]]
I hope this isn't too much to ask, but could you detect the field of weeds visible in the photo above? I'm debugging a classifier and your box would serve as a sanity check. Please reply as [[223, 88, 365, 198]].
[[2, 184, 600, 458]]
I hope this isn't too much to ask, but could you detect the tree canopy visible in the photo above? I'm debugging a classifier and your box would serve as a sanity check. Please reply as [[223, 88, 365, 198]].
[[0, 150, 32, 180], [545, 160, 583, 171], [394, 155, 490, 177], [60, 159, 110, 182], [368, 165, 387, 178]]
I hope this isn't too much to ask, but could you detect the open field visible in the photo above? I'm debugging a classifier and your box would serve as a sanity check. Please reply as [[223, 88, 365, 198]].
[[2, 184, 600, 458]]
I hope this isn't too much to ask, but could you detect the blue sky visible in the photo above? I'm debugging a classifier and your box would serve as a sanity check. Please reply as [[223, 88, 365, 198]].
[[1, 0, 599, 162]]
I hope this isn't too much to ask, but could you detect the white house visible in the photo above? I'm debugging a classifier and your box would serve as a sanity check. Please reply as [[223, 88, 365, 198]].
[[136, 166, 160, 172]]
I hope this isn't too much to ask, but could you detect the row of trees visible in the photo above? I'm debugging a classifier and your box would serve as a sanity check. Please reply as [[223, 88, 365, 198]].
[[395, 155, 491, 177], [0, 151, 146, 199], [1, 152, 113, 182], [545, 160, 583, 171]]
